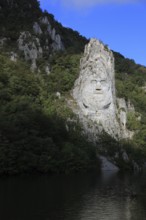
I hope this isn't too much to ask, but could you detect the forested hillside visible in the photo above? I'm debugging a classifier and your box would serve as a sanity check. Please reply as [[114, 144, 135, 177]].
[[0, 54, 98, 174], [114, 52, 146, 149], [0, 0, 87, 54], [0, 0, 146, 174]]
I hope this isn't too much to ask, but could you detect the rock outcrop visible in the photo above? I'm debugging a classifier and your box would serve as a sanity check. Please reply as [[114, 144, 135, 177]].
[[72, 39, 134, 140], [0, 14, 64, 72], [17, 17, 64, 71], [0, 37, 7, 47], [18, 31, 43, 71], [100, 156, 119, 171], [39, 16, 64, 51]]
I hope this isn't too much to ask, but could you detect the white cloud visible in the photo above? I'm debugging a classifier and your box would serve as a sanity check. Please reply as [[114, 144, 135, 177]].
[[61, 0, 140, 8]]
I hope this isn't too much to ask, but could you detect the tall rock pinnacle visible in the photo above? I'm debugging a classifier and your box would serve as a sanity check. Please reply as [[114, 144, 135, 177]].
[[72, 39, 133, 140]]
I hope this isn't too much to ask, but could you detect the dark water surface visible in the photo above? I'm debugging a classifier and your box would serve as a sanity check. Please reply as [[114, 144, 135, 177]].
[[0, 171, 146, 220]]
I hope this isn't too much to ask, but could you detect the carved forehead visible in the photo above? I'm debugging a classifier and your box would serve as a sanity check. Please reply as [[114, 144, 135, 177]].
[[81, 64, 110, 81], [81, 73, 110, 86], [90, 71, 107, 79]]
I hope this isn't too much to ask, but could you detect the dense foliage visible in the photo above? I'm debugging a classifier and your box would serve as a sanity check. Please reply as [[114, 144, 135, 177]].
[[0, 0, 42, 40], [0, 0, 98, 175], [114, 51, 146, 153], [47, 52, 81, 93], [0, 54, 98, 174]]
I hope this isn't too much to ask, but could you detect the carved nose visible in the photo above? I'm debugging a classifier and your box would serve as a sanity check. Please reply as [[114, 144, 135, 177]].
[[96, 82, 101, 90]]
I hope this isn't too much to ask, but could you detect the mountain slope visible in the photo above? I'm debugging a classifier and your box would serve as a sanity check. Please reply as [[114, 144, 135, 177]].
[[0, 0, 146, 174], [0, 53, 98, 174]]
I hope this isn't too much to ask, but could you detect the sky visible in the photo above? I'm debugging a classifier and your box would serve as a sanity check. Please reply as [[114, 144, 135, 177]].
[[39, 0, 146, 66]]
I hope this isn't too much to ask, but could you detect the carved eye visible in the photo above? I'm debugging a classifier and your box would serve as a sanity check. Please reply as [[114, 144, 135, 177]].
[[100, 80, 106, 84], [91, 80, 97, 85]]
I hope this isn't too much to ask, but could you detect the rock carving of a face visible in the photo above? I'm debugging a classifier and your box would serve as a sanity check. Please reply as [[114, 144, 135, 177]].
[[80, 60, 112, 112]]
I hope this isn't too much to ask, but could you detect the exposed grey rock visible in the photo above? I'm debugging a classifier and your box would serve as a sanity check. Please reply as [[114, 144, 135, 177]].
[[72, 38, 135, 140], [33, 22, 42, 35], [17, 18, 64, 71], [56, 92, 61, 99], [117, 98, 127, 130], [50, 29, 64, 51], [117, 98, 135, 139], [52, 34, 64, 51], [40, 16, 49, 25], [115, 152, 119, 159], [122, 151, 129, 162], [10, 52, 17, 62], [72, 39, 121, 139], [51, 28, 56, 41], [100, 156, 119, 171], [40, 17, 64, 51], [73, 39, 115, 113], [18, 32, 43, 71], [65, 124, 69, 132], [30, 60, 37, 71], [132, 161, 141, 172], [117, 98, 127, 110], [45, 65, 50, 75], [0, 37, 7, 47], [127, 100, 135, 112], [47, 24, 52, 35]]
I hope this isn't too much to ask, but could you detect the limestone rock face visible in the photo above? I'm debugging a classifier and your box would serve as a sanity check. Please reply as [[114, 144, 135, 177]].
[[117, 98, 134, 139], [33, 22, 42, 35], [1, 15, 65, 72], [10, 52, 17, 62], [0, 38, 7, 47], [72, 39, 133, 140], [17, 22, 64, 71], [40, 16, 64, 51], [18, 32, 43, 71], [100, 156, 119, 171]]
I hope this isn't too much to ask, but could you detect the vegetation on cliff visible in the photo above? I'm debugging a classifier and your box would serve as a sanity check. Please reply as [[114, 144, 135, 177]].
[[1, 0, 146, 174], [0, 54, 98, 174], [114, 52, 146, 151]]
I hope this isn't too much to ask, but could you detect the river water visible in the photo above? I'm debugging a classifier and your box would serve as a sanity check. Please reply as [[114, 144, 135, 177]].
[[0, 171, 146, 220]]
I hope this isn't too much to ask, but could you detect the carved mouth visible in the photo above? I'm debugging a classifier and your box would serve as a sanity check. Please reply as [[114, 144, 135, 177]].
[[94, 89, 103, 94]]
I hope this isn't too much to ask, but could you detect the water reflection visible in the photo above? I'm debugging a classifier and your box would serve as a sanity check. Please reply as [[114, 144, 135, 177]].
[[78, 172, 133, 220], [0, 171, 146, 220]]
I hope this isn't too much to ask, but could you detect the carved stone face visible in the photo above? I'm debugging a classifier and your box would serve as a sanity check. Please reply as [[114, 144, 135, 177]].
[[72, 39, 122, 139], [80, 62, 112, 112]]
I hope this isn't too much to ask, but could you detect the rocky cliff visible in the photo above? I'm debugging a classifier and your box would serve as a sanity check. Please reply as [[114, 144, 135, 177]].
[[17, 16, 65, 71], [72, 39, 134, 141], [0, 0, 87, 72], [0, 0, 146, 173]]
